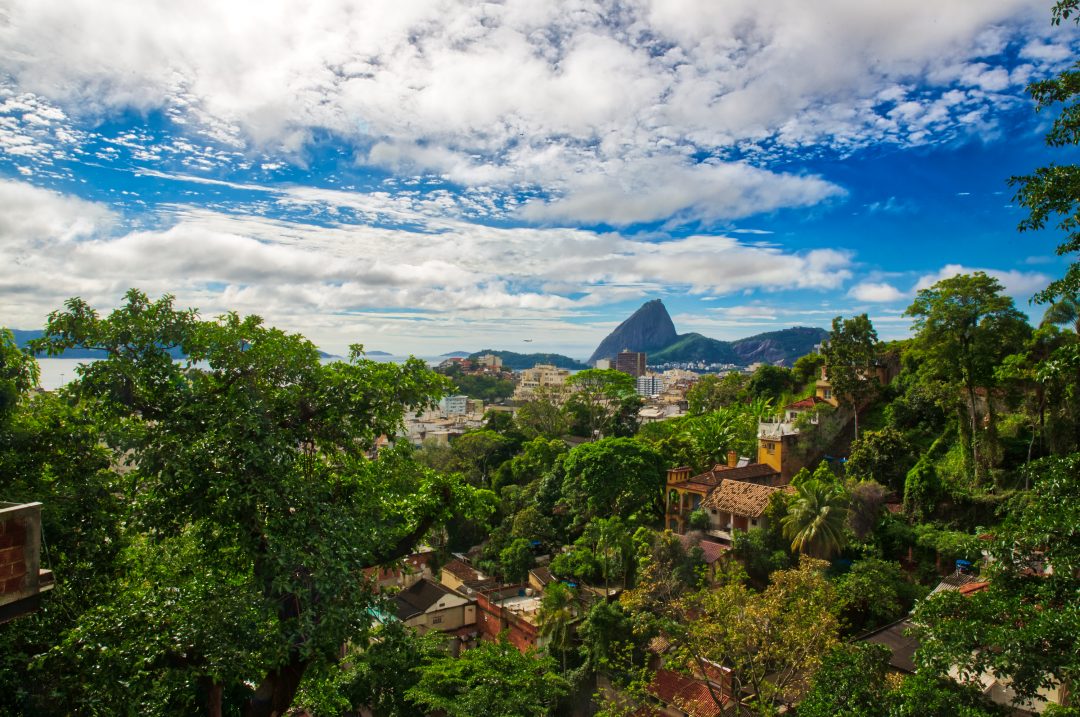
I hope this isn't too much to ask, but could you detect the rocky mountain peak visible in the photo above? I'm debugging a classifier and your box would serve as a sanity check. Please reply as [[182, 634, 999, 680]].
[[588, 299, 678, 364]]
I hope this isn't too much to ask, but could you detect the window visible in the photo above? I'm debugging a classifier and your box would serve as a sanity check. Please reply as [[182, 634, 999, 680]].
[[766, 443, 775, 454], [751, 519, 758, 526], [432, 615, 443, 625]]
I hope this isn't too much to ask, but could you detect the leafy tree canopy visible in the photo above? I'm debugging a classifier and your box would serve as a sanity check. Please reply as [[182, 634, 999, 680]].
[[406, 636, 569, 717], [558, 437, 665, 531], [913, 454, 1080, 705], [28, 290, 481, 716]]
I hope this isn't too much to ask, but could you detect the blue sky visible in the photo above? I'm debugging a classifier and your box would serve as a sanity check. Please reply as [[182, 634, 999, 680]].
[[1, 0, 1077, 358]]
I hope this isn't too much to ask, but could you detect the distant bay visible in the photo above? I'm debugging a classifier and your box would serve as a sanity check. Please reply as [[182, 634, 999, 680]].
[[33, 355, 448, 391]]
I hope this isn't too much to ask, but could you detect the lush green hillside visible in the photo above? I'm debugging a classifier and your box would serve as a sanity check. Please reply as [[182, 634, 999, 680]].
[[646, 327, 827, 365], [648, 333, 740, 364], [469, 349, 588, 370]]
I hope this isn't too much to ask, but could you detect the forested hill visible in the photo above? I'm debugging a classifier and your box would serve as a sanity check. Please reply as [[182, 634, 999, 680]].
[[10, 329, 338, 359], [468, 349, 589, 370]]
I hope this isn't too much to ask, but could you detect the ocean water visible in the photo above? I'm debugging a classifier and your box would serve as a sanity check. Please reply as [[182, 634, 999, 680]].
[[34, 355, 443, 391]]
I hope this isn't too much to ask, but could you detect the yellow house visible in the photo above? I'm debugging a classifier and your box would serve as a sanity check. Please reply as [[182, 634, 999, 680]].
[[664, 453, 781, 533]]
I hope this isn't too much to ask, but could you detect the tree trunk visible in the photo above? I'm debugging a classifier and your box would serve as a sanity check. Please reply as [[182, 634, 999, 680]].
[[244, 656, 310, 717], [207, 682, 223, 717], [966, 383, 980, 482]]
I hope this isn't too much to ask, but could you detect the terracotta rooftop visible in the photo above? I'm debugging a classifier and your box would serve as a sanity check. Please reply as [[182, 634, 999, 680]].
[[785, 395, 829, 410], [702, 479, 786, 518], [678, 534, 730, 564], [647, 669, 729, 717], [929, 572, 981, 596], [958, 581, 990, 596]]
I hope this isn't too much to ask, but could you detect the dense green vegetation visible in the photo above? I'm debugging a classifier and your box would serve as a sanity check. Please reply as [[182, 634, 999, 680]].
[[467, 350, 589, 371], [3, 10, 1080, 710]]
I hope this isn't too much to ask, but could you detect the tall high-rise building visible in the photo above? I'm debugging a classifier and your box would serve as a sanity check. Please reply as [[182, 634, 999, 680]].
[[615, 350, 647, 378]]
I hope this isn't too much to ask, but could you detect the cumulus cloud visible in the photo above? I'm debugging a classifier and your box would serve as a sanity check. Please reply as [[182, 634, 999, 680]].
[[848, 281, 907, 303], [0, 0, 1070, 224], [0, 178, 855, 352]]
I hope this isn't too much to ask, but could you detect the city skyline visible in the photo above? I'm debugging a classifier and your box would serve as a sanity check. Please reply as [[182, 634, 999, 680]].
[[1, 1, 1077, 356]]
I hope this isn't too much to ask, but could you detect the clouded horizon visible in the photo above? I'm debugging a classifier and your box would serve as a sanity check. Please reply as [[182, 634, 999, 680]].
[[1, 0, 1075, 357]]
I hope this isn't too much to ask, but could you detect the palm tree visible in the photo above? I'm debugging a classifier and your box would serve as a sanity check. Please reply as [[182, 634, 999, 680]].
[[781, 479, 850, 559], [537, 582, 578, 671], [1040, 296, 1080, 333]]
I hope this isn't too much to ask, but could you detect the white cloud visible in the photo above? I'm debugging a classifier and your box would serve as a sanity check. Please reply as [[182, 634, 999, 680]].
[[848, 281, 907, 303], [0, 178, 855, 353], [0, 0, 1069, 224]]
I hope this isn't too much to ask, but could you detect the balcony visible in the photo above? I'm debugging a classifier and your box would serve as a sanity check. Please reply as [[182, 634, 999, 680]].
[[0, 502, 54, 623]]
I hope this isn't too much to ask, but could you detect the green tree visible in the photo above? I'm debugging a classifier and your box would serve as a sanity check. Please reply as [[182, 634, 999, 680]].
[[499, 537, 535, 583], [912, 454, 1080, 706], [513, 385, 568, 439], [537, 581, 579, 671], [450, 429, 517, 487], [1009, 1, 1080, 305], [781, 479, 850, 559], [509, 505, 557, 548], [493, 436, 566, 491], [834, 558, 922, 634], [889, 673, 1004, 717], [406, 636, 569, 717], [29, 290, 477, 716], [564, 368, 637, 440], [681, 399, 772, 471], [0, 328, 39, 416], [686, 372, 749, 414], [845, 427, 915, 491], [0, 343, 124, 714], [559, 437, 665, 531], [793, 352, 826, 388], [823, 314, 880, 439], [799, 643, 891, 717], [679, 558, 840, 713], [747, 364, 795, 403], [295, 620, 445, 717], [905, 272, 1031, 481], [578, 600, 639, 678], [1040, 296, 1080, 333]]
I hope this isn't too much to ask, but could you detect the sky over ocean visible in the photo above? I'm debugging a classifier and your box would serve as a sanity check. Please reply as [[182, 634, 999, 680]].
[[1, 0, 1078, 357]]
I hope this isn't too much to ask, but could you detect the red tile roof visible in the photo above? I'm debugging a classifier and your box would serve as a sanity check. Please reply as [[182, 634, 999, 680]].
[[958, 581, 990, 596], [784, 396, 829, 411], [678, 534, 730, 564], [702, 479, 785, 518], [647, 669, 729, 717]]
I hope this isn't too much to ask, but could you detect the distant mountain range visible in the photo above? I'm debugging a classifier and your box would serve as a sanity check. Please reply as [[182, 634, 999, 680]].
[[468, 349, 589, 371], [589, 300, 827, 367], [10, 329, 337, 360]]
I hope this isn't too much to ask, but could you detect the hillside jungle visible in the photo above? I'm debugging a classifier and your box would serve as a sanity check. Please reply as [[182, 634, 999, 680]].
[[1, 261, 1077, 717]]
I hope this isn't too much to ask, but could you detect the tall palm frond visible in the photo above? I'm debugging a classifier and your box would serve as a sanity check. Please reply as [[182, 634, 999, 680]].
[[781, 479, 850, 559], [1040, 297, 1080, 333]]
